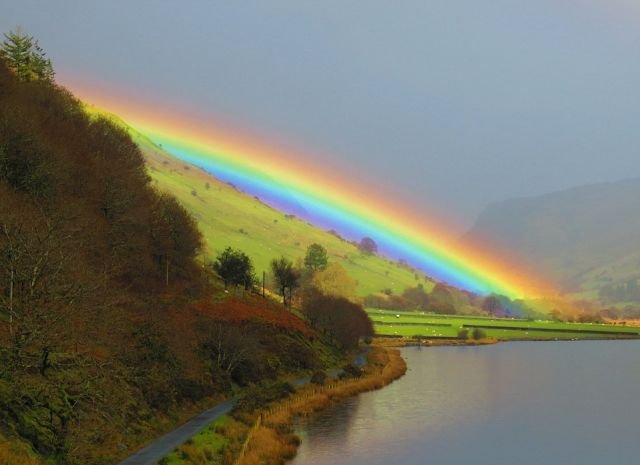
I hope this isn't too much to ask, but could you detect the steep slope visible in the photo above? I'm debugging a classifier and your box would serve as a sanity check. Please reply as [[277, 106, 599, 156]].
[[96, 109, 435, 297], [0, 62, 345, 465], [466, 178, 640, 303]]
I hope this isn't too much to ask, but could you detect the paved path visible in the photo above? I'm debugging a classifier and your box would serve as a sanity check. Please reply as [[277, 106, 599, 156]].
[[116, 349, 369, 465], [117, 400, 235, 465]]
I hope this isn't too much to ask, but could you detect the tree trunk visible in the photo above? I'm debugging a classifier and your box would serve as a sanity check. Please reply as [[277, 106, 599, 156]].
[[8, 266, 14, 338]]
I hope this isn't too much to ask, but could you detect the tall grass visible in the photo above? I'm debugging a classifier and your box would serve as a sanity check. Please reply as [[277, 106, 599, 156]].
[[231, 347, 406, 465]]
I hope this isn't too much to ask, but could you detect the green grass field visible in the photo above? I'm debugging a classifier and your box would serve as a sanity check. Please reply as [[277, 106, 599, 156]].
[[103, 115, 432, 297], [157, 415, 231, 465], [367, 309, 640, 340]]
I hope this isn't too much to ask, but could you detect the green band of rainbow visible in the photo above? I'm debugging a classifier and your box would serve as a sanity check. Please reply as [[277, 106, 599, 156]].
[[74, 85, 552, 298]]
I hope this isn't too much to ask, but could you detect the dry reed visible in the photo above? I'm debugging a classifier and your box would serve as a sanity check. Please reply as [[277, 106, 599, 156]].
[[232, 347, 407, 465]]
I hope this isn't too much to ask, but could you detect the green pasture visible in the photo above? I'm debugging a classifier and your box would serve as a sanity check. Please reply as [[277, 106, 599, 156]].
[[127, 126, 430, 297], [82, 105, 432, 297], [367, 309, 640, 341]]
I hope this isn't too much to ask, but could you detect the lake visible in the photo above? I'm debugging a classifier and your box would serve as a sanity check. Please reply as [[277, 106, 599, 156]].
[[289, 341, 640, 465]]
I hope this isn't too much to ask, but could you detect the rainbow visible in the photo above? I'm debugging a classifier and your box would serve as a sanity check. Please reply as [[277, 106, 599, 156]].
[[68, 82, 552, 298]]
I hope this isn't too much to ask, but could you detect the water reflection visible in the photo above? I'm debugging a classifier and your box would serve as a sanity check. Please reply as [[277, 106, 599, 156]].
[[289, 341, 640, 465]]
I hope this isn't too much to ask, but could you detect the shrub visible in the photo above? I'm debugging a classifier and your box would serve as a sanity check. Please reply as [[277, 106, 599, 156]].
[[310, 370, 327, 385], [234, 382, 295, 413], [302, 288, 374, 349], [339, 363, 362, 379]]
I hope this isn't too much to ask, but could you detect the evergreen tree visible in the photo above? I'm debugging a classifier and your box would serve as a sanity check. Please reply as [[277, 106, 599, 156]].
[[212, 247, 255, 290], [1, 29, 54, 82]]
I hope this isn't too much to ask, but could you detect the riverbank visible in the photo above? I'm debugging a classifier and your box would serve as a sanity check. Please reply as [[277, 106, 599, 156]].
[[229, 346, 406, 465], [373, 336, 499, 347], [286, 340, 640, 465]]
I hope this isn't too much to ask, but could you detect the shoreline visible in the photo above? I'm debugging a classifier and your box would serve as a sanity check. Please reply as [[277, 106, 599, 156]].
[[230, 346, 407, 465], [373, 336, 499, 347], [373, 334, 640, 348]]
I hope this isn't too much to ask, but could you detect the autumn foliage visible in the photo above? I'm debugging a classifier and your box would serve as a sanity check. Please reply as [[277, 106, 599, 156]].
[[302, 287, 374, 349], [193, 296, 314, 337], [0, 57, 329, 465]]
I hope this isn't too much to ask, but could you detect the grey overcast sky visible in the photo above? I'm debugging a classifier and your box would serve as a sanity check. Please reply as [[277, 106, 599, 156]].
[[2, 0, 640, 228]]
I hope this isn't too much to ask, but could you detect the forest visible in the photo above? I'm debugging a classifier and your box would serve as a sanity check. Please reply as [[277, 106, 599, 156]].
[[0, 38, 372, 465]]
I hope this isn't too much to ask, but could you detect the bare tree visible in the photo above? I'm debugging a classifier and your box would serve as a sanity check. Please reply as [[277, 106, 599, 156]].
[[198, 322, 256, 379]]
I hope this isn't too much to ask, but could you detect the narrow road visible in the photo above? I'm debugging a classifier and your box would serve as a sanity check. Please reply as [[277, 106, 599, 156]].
[[116, 350, 369, 465], [117, 400, 235, 465]]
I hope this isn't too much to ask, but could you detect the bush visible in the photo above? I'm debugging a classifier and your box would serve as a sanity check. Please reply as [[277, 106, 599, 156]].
[[471, 328, 486, 340], [310, 370, 327, 385], [302, 288, 374, 349], [339, 363, 362, 379], [234, 382, 295, 413], [457, 329, 469, 340], [176, 378, 212, 403]]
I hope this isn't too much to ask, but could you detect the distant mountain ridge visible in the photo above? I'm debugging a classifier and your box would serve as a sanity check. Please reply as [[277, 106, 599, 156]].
[[465, 177, 640, 303]]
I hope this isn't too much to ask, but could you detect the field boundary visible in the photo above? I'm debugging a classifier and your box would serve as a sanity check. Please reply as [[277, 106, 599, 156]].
[[461, 323, 640, 336]]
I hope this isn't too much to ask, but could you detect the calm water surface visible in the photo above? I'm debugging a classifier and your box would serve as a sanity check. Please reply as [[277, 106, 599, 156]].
[[290, 341, 640, 465]]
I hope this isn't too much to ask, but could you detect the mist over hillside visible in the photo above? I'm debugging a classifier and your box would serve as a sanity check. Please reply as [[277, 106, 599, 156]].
[[466, 177, 640, 304]]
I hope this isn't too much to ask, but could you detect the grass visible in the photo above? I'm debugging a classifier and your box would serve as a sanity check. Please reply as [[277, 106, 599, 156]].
[[85, 105, 433, 297], [234, 347, 406, 465], [156, 415, 232, 465], [143, 149, 430, 297], [367, 309, 640, 340]]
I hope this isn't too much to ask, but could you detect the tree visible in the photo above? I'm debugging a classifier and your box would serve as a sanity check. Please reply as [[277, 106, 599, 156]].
[[212, 247, 255, 290], [270, 257, 300, 307], [0, 191, 115, 458], [1, 29, 54, 82], [358, 236, 378, 255], [311, 262, 357, 301], [482, 294, 504, 316], [150, 194, 202, 287], [0, 57, 219, 463], [198, 321, 257, 385], [402, 284, 430, 310], [428, 283, 456, 314], [304, 243, 328, 271], [302, 288, 373, 349]]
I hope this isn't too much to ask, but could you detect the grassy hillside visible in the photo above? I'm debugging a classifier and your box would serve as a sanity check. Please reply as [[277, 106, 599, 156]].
[[465, 178, 640, 307], [102, 111, 434, 298]]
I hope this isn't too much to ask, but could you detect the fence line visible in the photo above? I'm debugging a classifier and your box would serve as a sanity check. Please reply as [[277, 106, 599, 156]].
[[232, 349, 406, 465], [233, 413, 261, 465], [232, 382, 343, 464]]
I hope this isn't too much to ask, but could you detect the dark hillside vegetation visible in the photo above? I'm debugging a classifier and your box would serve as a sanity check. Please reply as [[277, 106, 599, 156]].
[[0, 58, 339, 465]]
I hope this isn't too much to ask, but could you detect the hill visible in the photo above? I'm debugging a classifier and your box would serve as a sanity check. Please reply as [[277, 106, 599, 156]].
[[466, 178, 640, 307], [0, 54, 348, 465], [91, 107, 436, 298]]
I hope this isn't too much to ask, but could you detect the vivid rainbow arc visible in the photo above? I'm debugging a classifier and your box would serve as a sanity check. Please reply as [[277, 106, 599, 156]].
[[69, 83, 553, 299]]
